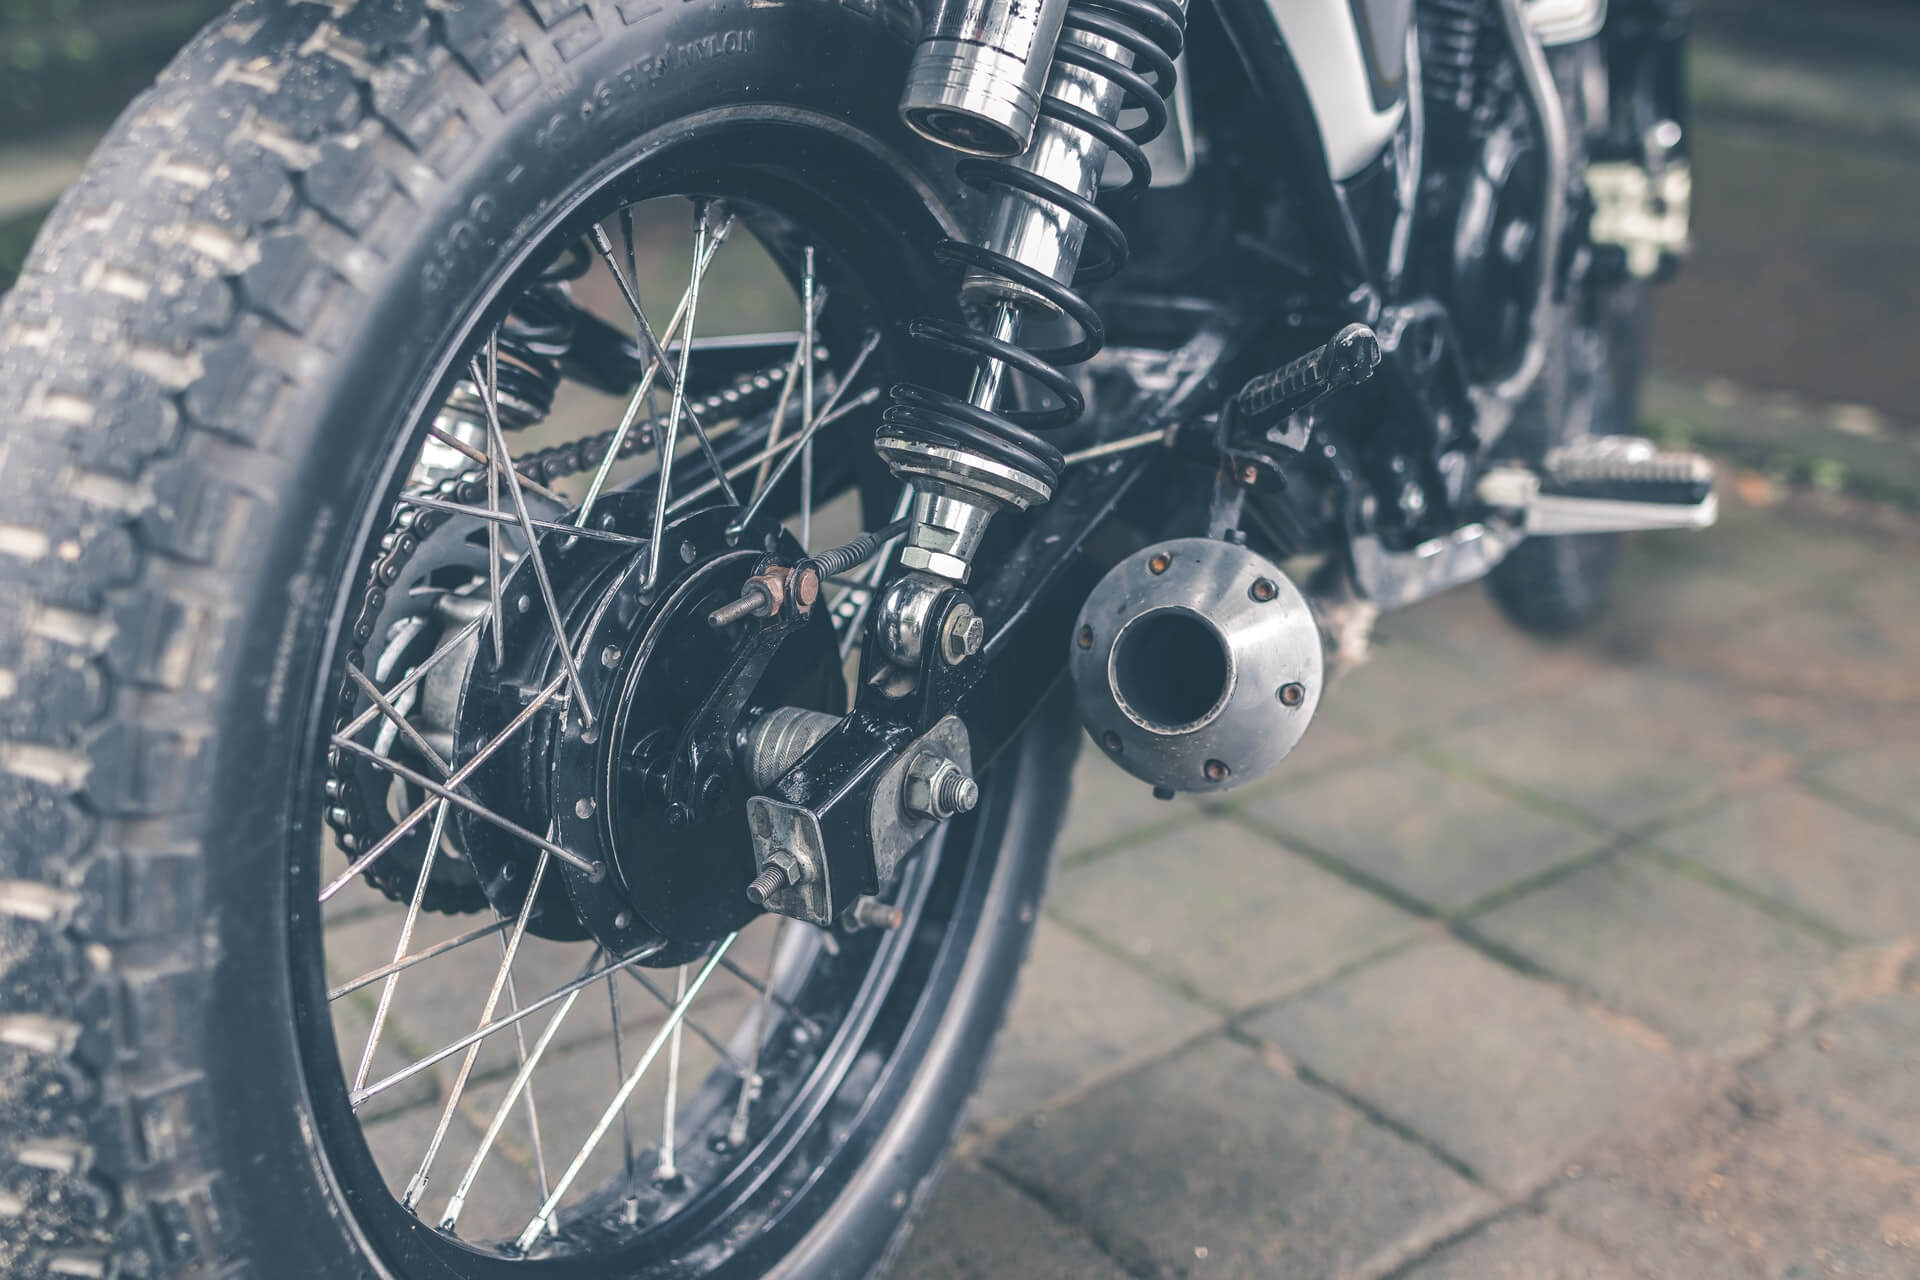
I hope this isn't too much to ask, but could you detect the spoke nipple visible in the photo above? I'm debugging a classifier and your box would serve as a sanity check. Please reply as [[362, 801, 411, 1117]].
[[588, 860, 608, 883]]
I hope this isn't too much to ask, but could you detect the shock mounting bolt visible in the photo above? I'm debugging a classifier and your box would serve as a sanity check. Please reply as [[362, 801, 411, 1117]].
[[939, 604, 985, 665]]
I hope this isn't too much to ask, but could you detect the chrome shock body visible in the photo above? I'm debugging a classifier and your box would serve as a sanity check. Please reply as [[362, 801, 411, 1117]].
[[882, 0, 1188, 592]]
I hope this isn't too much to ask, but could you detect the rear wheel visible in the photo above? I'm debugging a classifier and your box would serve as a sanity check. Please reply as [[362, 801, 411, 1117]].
[[0, 4, 1075, 1277]]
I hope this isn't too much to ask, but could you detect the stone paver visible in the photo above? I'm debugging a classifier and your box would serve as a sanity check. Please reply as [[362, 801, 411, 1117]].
[[1399, 1212, 1634, 1279], [1434, 667, 1856, 834], [1656, 785, 1920, 941], [1237, 754, 1599, 913], [1244, 939, 1685, 1194], [1468, 853, 1843, 1059], [971, 918, 1215, 1130], [1550, 1084, 1920, 1280], [991, 1035, 1494, 1279], [1048, 818, 1423, 1010], [1059, 746, 1205, 857], [1819, 745, 1920, 834], [1744, 994, 1920, 1167], [895, 1163, 1133, 1280]]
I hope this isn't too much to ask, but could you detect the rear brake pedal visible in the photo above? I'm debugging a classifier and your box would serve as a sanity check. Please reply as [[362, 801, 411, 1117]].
[[1478, 437, 1718, 535]]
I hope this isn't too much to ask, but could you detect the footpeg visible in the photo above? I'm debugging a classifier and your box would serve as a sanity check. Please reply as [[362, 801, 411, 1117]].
[[1478, 437, 1717, 535], [1226, 323, 1383, 438]]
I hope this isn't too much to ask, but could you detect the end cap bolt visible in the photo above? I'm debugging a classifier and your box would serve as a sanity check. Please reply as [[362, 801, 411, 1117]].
[[746, 848, 808, 906]]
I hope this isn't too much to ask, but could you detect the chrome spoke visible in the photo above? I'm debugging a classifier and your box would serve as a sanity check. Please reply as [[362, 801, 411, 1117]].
[[632, 204, 714, 589], [400, 493, 651, 546], [328, 919, 513, 1002], [498, 933, 553, 1202], [515, 936, 737, 1252], [590, 206, 741, 515], [577, 209, 735, 533], [402, 851, 551, 1210], [334, 614, 486, 746], [440, 962, 589, 1233], [752, 337, 808, 501], [347, 665, 449, 775], [426, 424, 570, 503], [352, 944, 661, 1107], [799, 247, 817, 550], [485, 335, 507, 668], [475, 359, 594, 726], [607, 972, 636, 1178], [329, 735, 601, 882], [621, 969, 750, 1076], [726, 330, 883, 538], [655, 964, 687, 1183], [727, 917, 787, 1146], [353, 800, 452, 1093], [667, 388, 882, 520], [324, 670, 567, 901], [715, 954, 824, 1037]]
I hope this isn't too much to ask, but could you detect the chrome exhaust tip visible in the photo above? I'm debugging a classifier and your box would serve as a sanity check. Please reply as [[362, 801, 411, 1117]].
[[1070, 538, 1323, 794]]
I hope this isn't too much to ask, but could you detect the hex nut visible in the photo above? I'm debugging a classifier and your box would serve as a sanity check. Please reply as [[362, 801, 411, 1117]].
[[902, 752, 977, 820]]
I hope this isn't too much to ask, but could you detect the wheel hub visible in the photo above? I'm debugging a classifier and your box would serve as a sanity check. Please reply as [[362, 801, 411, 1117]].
[[452, 499, 845, 961]]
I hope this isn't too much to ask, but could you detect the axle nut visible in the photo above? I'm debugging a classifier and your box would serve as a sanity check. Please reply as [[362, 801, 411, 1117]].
[[902, 752, 979, 821], [746, 847, 810, 906]]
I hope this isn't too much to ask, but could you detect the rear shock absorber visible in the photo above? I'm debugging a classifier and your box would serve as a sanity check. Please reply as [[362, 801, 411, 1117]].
[[417, 242, 589, 482], [882, 0, 1187, 590]]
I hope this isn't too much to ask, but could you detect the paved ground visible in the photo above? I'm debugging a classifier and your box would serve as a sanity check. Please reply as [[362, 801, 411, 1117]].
[[317, 475, 1920, 1278], [895, 482, 1920, 1279]]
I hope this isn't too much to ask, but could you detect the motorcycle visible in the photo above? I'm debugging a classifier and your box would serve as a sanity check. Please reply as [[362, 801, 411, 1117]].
[[0, 0, 1710, 1275]]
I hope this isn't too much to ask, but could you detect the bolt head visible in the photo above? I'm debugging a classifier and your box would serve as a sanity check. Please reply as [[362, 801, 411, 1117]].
[[792, 566, 821, 611], [940, 605, 985, 665]]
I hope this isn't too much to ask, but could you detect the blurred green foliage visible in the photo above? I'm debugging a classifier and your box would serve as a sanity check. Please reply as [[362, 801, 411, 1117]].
[[3, 0, 230, 143]]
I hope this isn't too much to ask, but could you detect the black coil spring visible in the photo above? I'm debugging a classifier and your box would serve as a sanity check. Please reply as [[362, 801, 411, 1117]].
[[456, 239, 591, 429], [882, 0, 1187, 490], [1419, 0, 1493, 121]]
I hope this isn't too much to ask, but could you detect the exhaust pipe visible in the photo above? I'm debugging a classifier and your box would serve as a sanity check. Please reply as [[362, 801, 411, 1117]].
[[1069, 538, 1323, 794]]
